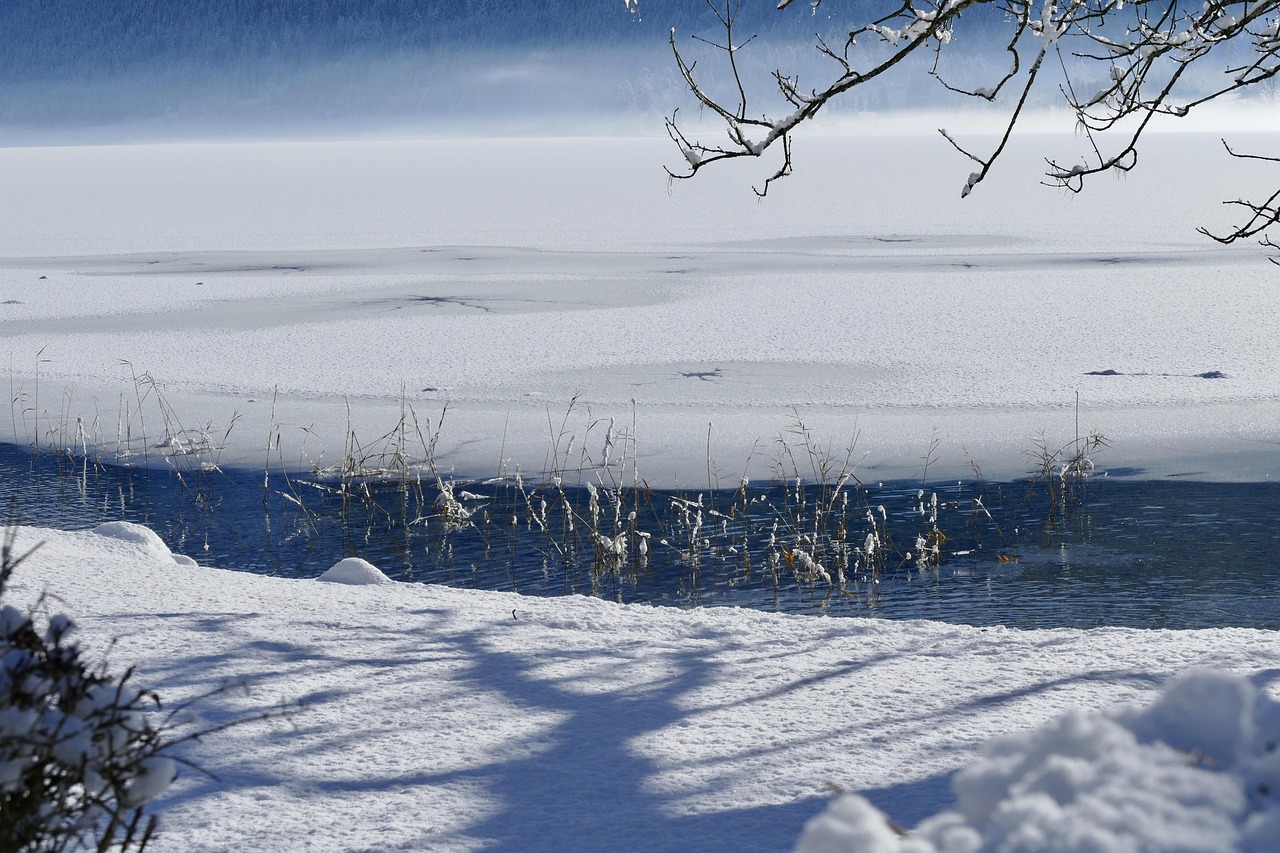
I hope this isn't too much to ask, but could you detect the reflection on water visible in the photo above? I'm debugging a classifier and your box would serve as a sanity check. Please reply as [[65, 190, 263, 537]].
[[3, 443, 1278, 630]]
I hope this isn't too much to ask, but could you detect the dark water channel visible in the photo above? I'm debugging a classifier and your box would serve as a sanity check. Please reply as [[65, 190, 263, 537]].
[[4, 443, 1278, 630]]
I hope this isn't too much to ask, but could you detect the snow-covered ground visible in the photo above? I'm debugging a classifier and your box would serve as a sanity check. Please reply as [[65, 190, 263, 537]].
[[3, 117, 1279, 484], [4, 115, 1280, 850], [7, 523, 1280, 852]]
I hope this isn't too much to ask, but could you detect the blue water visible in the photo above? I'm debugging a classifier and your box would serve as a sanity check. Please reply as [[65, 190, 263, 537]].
[[4, 444, 1278, 630]]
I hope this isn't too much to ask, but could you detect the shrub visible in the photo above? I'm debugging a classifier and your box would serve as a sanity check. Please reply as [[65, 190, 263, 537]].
[[0, 530, 175, 853]]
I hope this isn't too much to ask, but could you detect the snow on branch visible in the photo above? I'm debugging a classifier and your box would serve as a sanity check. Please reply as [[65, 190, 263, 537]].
[[667, 0, 1280, 244]]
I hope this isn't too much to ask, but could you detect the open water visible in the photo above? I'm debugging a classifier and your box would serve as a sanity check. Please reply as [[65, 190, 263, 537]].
[[3, 443, 1277, 630]]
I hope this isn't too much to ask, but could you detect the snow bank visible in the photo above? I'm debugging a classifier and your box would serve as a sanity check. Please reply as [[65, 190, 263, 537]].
[[6, 521, 1279, 851], [316, 557, 393, 585], [797, 670, 1280, 852]]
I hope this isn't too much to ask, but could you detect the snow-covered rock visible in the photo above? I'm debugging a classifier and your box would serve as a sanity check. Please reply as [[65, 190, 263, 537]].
[[90, 521, 194, 566], [316, 557, 393, 585], [91, 521, 173, 556]]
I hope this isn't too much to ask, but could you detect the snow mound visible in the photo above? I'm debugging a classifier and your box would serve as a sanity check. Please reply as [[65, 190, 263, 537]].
[[90, 521, 193, 566], [796, 670, 1280, 853], [316, 557, 393, 585]]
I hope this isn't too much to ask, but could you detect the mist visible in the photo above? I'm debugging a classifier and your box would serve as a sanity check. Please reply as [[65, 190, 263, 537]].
[[0, 45, 688, 144]]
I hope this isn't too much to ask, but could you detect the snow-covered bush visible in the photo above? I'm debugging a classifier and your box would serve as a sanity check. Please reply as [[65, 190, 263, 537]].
[[798, 670, 1280, 853], [0, 532, 176, 852]]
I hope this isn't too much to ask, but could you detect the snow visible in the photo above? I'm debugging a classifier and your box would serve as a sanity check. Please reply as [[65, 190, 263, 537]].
[[2, 118, 1279, 485], [317, 557, 395, 585], [5, 523, 1280, 851], [91, 521, 183, 563], [797, 670, 1280, 852]]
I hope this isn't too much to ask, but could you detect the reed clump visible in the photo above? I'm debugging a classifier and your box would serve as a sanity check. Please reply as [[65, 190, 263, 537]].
[[5, 371, 1106, 608]]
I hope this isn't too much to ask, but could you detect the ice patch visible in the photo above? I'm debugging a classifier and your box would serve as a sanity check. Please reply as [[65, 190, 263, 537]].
[[317, 557, 393, 585]]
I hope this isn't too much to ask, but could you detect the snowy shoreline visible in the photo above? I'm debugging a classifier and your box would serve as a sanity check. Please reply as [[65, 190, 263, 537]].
[[6, 521, 1279, 851]]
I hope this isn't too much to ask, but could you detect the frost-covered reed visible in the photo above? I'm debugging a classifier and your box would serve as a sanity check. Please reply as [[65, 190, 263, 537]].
[[4, 380, 1106, 607]]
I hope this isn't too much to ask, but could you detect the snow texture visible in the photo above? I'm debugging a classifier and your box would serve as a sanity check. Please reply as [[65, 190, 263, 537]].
[[799, 670, 1280, 852], [5, 523, 1280, 852]]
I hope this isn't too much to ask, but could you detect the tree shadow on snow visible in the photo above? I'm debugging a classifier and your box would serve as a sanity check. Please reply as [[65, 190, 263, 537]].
[[409, 625, 827, 853], [109, 600, 1241, 852], [858, 772, 957, 829], [118, 605, 832, 850]]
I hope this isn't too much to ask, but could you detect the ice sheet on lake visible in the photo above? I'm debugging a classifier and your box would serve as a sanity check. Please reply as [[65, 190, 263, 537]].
[[1, 128, 1277, 483]]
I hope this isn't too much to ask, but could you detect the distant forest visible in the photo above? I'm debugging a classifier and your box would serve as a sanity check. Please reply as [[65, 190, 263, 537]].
[[0, 1, 1026, 83], [0, 1, 772, 83], [0, 2, 1099, 141]]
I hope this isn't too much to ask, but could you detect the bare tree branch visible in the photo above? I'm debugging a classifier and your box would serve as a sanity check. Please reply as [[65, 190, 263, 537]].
[[1198, 139, 1280, 244], [665, 0, 1280, 244]]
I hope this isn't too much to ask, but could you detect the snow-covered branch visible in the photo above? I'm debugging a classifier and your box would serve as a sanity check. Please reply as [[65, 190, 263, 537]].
[[667, 0, 1280, 243]]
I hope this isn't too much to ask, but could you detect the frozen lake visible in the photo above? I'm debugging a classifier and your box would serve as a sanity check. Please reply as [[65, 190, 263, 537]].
[[2, 124, 1279, 486]]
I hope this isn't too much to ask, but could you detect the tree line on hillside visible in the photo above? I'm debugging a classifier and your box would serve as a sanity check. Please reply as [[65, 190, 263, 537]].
[[0, 0, 667, 83], [0, 0, 1024, 85]]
